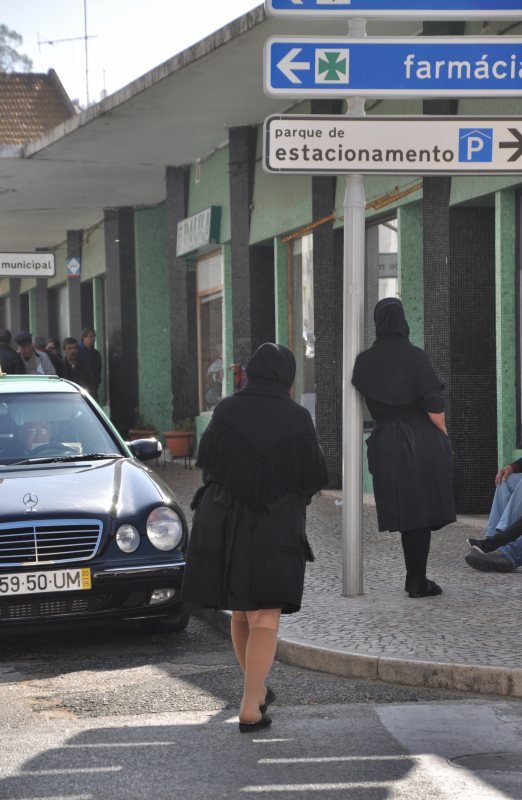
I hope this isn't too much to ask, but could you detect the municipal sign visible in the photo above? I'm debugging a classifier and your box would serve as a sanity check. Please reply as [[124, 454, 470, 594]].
[[264, 37, 522, 98], [0, 252, 55, 278], [263, 115, 522, 175], [266, 1, 522, 20]]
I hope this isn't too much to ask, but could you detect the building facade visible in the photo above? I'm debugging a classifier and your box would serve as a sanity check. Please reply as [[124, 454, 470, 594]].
[[0, 9, 521, 512]]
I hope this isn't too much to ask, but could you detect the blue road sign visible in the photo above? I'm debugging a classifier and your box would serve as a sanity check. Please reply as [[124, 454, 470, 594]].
[[266, 0, 522, 19], [264, 37, 522, 98]]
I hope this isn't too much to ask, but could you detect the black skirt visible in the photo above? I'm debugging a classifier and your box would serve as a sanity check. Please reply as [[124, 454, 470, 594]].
[[181, 482, 309, 614], [366, 413, 456, 533]]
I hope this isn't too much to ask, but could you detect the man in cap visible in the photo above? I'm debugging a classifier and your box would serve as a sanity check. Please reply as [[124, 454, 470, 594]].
[[0, 329, 25, 374], [14, 331, 56, 375]]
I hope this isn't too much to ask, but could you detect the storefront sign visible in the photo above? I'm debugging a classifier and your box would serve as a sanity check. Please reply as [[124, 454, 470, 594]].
[[264, 115, 522, 174], [0, 252, 55, 278], [264, 37, 522, 98], [66, 257, 81, 277], [176, 207, 221, 257], [266, 0, 522, 19]]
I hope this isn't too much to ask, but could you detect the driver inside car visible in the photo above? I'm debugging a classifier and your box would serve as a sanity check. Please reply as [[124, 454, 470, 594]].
[[20, 421, 52, 452]]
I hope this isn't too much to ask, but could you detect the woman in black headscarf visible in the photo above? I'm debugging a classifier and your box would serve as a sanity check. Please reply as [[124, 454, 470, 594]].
[[352, 298, 455, 599], [181, 343, 328, 732]]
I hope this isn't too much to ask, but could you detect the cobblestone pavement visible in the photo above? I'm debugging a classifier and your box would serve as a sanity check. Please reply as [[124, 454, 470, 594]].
[[156, 460, 521, 675]]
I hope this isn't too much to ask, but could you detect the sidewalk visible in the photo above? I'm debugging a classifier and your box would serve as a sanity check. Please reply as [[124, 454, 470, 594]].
[[158, 460, 522, 699]]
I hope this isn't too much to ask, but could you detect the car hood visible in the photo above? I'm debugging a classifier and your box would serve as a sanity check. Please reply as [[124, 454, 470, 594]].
[[0, 458, 172, 517]]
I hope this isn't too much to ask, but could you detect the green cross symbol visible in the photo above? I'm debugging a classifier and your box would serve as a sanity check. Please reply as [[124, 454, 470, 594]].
[[317, 51, 347, 82]]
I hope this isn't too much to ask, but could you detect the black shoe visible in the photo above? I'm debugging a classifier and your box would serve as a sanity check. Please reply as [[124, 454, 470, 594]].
[[467, 537, 492, 553], [464, 550, 515, 573], [259, 686, 276, 715], [239, 714, 272, 733], [408, 579, 443, 598]]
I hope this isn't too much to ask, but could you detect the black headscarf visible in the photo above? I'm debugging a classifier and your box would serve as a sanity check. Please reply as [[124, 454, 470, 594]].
[[196, 343, 328, 507], [351, 298, 443, 406]]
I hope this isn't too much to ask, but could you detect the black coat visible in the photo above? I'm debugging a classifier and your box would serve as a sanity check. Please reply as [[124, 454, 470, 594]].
[[0, 344, 25, 375], [181, 481, 309, 614]]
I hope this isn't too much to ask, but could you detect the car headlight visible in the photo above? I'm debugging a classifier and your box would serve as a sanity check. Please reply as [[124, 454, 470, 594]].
[[146, 506, 183, 551], [116, 524, 140, 553]]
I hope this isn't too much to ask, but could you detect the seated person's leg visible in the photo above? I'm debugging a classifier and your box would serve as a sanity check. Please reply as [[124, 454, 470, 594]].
[[498, 535, 522, 569], [487, 473, 522, 536]]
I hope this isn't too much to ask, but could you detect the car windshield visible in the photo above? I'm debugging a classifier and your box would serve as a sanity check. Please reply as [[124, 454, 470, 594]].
[[0, 392, 125, 465]]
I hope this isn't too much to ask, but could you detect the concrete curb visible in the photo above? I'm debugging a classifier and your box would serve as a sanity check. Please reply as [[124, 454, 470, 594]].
[[195, 608, 522, 699]]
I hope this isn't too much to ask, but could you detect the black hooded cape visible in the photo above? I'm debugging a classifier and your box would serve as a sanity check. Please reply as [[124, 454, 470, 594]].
[[196, 343, 328, 509], [181, 343, 328, 614], [351, 297, 443, 407], [351, 299, 455, 533]]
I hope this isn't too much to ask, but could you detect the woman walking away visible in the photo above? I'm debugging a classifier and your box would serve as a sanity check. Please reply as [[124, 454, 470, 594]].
[[181, 343, 328, 732], [352, 298, 455, 598]]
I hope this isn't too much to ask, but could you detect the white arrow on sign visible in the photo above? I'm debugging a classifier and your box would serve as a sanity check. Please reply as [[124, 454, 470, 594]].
[[277, 47, 311, 84], [290, 0, 303, 4]]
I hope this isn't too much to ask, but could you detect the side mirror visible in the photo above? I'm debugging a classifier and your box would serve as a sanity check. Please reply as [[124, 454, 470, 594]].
[[128, 437, 162, 462]]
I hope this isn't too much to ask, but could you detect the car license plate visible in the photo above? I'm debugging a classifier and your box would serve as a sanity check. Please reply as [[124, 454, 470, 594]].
[[0, 568, 91, 597]]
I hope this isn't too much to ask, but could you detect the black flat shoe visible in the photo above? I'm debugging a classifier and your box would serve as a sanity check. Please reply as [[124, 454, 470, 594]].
[[239, 714, 272, 733], [408, 579, 443, 598], [259, 686, 276, 715]]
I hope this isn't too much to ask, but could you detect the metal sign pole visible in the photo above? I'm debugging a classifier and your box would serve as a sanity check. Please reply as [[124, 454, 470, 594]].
[[342, 17, 366, 598]]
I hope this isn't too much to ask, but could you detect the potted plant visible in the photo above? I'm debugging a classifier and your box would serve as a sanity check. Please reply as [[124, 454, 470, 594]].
[[128, 413, 158, 440], [164, 418, 195, 459]]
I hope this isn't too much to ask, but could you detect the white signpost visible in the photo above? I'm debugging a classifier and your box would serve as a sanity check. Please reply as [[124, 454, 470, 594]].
[[264, 115, 522, 174], [0, 253, 55, 278], [266, 0, 522, 19]]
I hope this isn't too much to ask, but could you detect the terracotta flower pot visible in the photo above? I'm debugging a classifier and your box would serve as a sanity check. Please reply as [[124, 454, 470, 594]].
[[128, 428, 157, 439], [164, 431, 194, 458]]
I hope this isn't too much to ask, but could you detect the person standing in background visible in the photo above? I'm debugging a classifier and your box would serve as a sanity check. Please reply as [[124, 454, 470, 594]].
[[352, 298, 455, 598], [14, 331, 56, 375], [0, 330, 25, 374], [62, 337, 96, 396], [45, 338, 64, 377], [78, 327, 102, 400]]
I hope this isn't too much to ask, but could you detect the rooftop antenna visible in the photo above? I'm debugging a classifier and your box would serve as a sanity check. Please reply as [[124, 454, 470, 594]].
[[38, 0, 96, 107]]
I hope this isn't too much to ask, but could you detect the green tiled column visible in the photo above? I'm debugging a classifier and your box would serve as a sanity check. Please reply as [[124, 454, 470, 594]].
[[134, 205, 172, 437], [28, 288, 37, 335], [274, 236, 289, 347], [92, 277, 106, 404], [223, 242, 234, 397], [495, 190, 517, 466], [398, 202, 424, 348]]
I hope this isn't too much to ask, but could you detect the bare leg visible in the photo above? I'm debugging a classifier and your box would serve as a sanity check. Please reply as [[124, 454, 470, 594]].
[[239, 608, 281, 724], [231, 610, 249, 670]]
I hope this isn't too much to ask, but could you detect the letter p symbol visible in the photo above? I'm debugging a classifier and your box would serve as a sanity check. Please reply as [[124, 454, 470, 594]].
[[459, 128, 493, 163]]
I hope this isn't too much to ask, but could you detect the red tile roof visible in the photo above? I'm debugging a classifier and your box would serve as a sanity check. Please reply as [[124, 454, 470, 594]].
[[0, 69, 76, 145]]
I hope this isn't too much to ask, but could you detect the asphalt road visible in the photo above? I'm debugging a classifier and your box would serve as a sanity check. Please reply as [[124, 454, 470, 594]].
[[0, 614, 521, 799]]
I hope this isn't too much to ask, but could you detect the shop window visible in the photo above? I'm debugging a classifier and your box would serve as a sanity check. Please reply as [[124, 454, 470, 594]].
[[377, 220, 399, 301], [365, 217, 399, 350], [290, 234, 316, 418], [197, 251, 223, 412], [364, 216, 399, 428]]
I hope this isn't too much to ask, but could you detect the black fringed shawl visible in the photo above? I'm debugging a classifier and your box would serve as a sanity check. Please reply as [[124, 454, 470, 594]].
[[351, 298, 443, 406], [196, 343, 328, 508]]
